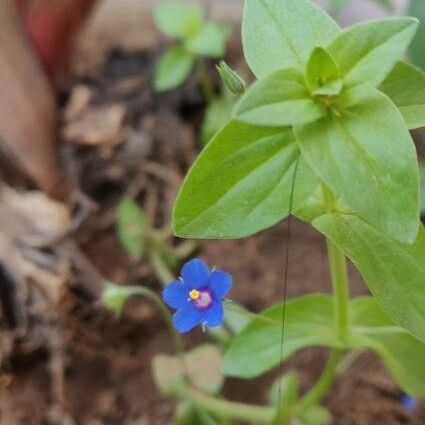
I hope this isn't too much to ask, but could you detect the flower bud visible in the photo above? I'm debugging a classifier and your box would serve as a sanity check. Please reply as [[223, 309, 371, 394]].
[[102, 282, 134, 315], [216, 61, 246, 95]]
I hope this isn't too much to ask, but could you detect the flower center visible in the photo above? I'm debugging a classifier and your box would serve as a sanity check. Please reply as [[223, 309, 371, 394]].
[[190, 288, 213, 310]]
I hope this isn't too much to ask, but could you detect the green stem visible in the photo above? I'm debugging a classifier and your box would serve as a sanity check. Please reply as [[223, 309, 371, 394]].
[[326, 238, 350, 343], [150, 250, 174, 285], [196, 58, 215, 102], [128, 286, 185, 359], [295, 349, 343, 413], [174, 240, 198, 259], [188, 388, 274, 423]]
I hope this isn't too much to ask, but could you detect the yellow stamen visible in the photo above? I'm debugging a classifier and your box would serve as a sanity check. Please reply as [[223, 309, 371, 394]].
[[189, 289, 200, 300]]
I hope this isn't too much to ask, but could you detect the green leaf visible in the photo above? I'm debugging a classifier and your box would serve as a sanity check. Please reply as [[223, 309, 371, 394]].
[[305, 47, 342, 96], [294, 184, 328, 223], [175, 404, 225, 425], [154, 45, 195, 91], [327, 18, 418, 95], [154, 1, 203, 39], [173, 121, 319, 239], [268, 372, 299, 424], [116, 198, 149, 259], [408, 0, 425, 70], [223, 294, 340, 378], [348, 297, 425, 396], [186, 23, 230, 58], [380, 61, 425, 129], [201, 94, 234, 145], [329, 0, 347, 12], [242, 0, 340, 78], [421, 162, 425, 216], [152, 345, 224, 396], [295, 90, 420, 244], [223, 303, 251, 334], [234, 68, 326, 127], [313, 213, 425, 343], [374, 0, 395, 12], [300, 406, 332, 425], [268, 371, 299, 407]]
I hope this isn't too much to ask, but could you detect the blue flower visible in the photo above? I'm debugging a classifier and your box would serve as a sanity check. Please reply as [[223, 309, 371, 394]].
[[163, 258, 232, 333], [401, 394, 417, 412]]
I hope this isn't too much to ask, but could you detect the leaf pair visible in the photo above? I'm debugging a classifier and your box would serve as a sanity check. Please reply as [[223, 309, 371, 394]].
[[152, 344, 224, 396], [154, 1, 230, 91], [224, 294, 425, 397]]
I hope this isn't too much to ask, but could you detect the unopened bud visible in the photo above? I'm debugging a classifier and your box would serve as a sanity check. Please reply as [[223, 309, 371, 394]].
[[216, 61, 246, 95], [102, 282, 134, 315]]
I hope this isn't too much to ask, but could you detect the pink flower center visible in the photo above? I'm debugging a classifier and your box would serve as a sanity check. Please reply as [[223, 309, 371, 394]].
[[190, 288, 213, 310]]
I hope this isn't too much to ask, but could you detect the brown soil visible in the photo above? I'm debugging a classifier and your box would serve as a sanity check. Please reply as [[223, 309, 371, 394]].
[[0, 37, 424, 425]]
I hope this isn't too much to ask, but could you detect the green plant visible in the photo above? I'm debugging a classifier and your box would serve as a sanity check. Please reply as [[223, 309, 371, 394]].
[[115, 197, 197, 284], [329, 0, 394, 16], [408, 0, 425, 69], [201, 62, 246, 145], [167, 0, 425, 422], [104, 1, 425, 423], [153, 0, 230, 94]]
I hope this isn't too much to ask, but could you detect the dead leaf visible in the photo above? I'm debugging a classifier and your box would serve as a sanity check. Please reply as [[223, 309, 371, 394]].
[[63, 104, 126, 146]]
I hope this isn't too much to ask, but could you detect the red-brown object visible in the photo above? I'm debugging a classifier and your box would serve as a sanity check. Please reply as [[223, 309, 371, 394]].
[[15, 0, 98, 79], [0, 0, 97, 194], [0, 0, 59, 193]]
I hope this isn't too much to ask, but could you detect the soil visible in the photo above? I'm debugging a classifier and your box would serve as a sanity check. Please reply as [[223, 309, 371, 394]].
[[0, 31, 424, 425]]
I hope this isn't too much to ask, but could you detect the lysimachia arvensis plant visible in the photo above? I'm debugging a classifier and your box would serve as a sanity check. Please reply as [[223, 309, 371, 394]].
[[166, 0, 425, 422]]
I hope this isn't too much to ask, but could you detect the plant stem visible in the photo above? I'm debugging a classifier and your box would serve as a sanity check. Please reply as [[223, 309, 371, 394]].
[[188, 388, 274, 423], [196, 57, 215, 102], [291, 238, 349, 417], [150, 250, 174, 285], [295, 348, 343, 413], [326, 238, 350, 343], [128, 286, 185, 359]]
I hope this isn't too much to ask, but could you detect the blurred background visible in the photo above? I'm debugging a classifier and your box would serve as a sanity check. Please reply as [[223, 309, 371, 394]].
[[0, 1, 424, 424]]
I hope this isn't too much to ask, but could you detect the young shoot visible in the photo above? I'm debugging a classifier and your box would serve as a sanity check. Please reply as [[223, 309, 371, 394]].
[[153, 0, 231, 96], [116, 197, 197, 285]]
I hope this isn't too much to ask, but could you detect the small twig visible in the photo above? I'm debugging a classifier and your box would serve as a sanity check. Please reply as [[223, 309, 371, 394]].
[[142, 161, 182, 188], [56, 240, 105, 298], [125, 173, 148, 199], [144, 182, 160, 225], [47, 325, 67, 408]]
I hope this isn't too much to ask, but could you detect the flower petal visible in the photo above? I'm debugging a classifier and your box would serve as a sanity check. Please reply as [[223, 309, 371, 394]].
[[163, 280, 190, 309], [181, 258, 209, 288], [209, 270, 232, 299], [172, 303, 203, 333], [202, 300, 224, 328]]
